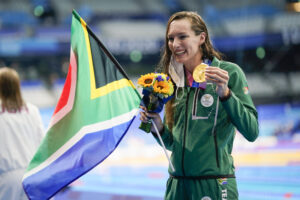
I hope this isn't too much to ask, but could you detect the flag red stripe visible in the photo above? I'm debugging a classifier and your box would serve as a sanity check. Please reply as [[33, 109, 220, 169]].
[[53, 64, 72, 114], [53, 49, 77, 115]]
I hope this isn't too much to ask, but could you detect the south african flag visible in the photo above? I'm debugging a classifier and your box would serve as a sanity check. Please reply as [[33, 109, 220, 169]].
[[22, 10, 141, 200]]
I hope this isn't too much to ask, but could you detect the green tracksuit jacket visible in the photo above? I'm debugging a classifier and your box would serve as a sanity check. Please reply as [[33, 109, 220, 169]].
[[154, 57, 259, 200]]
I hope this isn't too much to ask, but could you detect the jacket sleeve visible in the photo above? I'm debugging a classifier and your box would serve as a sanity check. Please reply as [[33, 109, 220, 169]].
[[221, 63, 259, 142]]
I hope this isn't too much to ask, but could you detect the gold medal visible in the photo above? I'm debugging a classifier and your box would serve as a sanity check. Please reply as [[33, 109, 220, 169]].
[[193, 63, 207, 83]]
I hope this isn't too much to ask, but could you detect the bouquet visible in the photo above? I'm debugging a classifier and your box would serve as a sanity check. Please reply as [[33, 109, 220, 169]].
[[138, 73, 174, 133]]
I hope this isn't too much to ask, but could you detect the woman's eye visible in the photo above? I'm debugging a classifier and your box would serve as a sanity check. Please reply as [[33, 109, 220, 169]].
[[168, 37, 174, 42], [179, 35, 187, 40]]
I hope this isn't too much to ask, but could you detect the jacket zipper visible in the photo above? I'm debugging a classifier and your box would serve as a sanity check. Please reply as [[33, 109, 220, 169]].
[[192, 88, 199, 116], [213, 130, 220, 168], [182, 89, 191, 176]]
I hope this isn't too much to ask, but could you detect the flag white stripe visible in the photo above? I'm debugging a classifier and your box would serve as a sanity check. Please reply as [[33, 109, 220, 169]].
[[48, 48, 77, 129], [23, 108, 139, 180]]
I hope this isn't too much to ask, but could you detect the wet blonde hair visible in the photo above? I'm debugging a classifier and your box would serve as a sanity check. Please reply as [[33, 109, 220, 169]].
[[157, 11, 223, 130], [0, 67, 25, 112]]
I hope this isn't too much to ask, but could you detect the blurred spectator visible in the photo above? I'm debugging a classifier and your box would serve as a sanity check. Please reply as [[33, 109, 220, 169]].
[[291, 119, 300, 135], [31, 0, 58, 25], [0, 60, 5, 68], [164, 0, 183, 13], [0, 67, 44, 200], [273, 118, 300, 139]]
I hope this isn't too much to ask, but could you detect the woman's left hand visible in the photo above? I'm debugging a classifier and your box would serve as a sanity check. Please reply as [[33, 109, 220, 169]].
[[205, 67, 230, 98]]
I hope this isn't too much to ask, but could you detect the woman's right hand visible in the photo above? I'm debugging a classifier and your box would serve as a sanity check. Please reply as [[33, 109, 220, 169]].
[[139, 106, 164, 133]]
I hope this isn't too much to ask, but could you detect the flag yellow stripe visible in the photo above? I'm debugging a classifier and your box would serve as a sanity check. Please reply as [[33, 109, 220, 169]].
[[80, 18, 97, 99], [80, 18, 135, 99], [91, 78, 134, 99]]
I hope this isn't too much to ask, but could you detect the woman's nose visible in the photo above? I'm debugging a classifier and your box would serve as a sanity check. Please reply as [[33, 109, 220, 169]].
[[172, 38, 180, 48]]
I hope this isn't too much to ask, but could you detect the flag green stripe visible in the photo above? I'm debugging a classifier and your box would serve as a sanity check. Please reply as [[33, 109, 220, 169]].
[[27, 86, 140, 171]]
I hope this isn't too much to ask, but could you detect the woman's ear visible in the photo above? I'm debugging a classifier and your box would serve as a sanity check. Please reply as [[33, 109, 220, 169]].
[[199, 32, 206, 45]]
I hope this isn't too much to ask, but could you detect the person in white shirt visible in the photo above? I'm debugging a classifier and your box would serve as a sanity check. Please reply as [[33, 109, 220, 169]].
[[0, 67, 44, 200]]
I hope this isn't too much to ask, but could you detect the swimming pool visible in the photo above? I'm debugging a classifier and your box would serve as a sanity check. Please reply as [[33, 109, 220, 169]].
[[39, 104, 300, 200]]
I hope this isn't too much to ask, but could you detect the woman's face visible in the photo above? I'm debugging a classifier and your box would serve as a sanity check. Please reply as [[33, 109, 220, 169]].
[[167, 18, 204, 69]]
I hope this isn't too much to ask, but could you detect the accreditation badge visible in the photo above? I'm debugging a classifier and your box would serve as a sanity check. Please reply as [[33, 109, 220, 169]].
[[201, 94, 214, 107]]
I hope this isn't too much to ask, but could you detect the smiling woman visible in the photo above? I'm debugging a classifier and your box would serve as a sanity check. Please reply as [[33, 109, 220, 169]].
[[167, 18, 204, 72], [139, 11, 259, 200]]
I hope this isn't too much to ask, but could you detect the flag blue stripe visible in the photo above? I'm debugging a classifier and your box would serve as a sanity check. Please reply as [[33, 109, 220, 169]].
[[23, 117, 135, 200]]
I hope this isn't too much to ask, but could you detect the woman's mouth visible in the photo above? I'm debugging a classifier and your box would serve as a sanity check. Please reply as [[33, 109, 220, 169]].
[[175, 50, 186, 56]]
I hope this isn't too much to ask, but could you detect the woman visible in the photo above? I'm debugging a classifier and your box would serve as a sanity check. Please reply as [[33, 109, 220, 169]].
[[140, 11, 259, 200], [0, 67, 44, 200]]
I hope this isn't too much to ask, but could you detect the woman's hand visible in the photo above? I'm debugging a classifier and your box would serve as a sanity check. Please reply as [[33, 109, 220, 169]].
[[140, 106, 163, 133], [205, 67, 230, 98]]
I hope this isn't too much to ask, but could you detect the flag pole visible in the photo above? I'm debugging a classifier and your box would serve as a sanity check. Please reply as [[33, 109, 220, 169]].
[[151, 119, 175, 172]]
